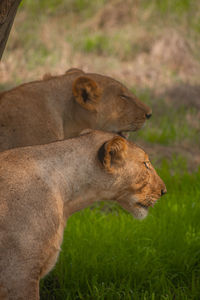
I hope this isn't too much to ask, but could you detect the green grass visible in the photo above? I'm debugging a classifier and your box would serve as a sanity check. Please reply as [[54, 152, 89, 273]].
[[20, 0, 200, 35], [0, 83, 13, 92], [141, 0, 200, 31], [68, 29, 150, 60], [17, 0, 200, 65], [133, 108, 199, 146], [21, 0, 107, 19], [40, 164, 200, 299], [131, 89, 200, 146], [142, 0, 192, 15], [68, 31, 110, 56]]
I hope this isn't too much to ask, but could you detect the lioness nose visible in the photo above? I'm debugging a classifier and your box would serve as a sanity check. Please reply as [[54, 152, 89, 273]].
[[161, 188, 167, 196], [146, 113, 152, 119]]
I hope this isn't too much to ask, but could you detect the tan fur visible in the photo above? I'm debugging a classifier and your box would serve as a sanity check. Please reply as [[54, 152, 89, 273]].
[[0, 130, 166, 299], [0, 68, 151, 152]]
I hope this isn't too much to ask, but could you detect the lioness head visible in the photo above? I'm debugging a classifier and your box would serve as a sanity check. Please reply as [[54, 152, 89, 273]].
[[95, 132, 166, 219], [65, 68, 152, 136]]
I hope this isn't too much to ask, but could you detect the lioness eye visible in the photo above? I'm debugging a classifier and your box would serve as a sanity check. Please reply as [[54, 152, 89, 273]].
[[120, 95, 129, 100], [144, 162, 151, 169]]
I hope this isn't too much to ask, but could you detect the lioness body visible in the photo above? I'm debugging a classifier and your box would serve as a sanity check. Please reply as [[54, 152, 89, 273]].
[[0, 130, 166, 299], [0, 69, 151, 152]]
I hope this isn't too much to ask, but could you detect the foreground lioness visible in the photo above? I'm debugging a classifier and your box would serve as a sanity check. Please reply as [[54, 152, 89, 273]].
[[0, 130, 166, 299], [0, 68, 151, 152]]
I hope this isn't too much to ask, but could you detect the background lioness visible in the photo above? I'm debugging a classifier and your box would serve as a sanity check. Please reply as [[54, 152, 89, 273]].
[[0, 130, 166, 300], [0, 68, 151, 152]]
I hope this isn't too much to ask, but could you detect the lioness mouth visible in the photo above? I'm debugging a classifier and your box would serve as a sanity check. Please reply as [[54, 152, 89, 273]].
[[117, 132, 130, 139], [137, 202, 149, 209]]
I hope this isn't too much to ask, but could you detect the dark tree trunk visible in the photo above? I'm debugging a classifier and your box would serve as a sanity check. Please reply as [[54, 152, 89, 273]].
[[0, 0, 21, 60]]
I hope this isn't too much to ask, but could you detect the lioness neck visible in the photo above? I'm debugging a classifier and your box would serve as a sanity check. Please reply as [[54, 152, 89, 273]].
[[39, 133, 114, 216]]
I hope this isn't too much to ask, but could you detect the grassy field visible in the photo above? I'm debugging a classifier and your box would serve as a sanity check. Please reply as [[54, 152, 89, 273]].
[[40, 164, 200, 300], [1, 0, 200, 299]]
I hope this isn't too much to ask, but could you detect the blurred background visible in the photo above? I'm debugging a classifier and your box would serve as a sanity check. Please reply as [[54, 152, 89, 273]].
[[1, 0, 200, 170], [0, 1, 200, 299]]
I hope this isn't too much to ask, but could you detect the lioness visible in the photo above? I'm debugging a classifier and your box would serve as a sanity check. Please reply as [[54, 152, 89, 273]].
[[0, 129, 166, 300], [0, 68, 152, 152]]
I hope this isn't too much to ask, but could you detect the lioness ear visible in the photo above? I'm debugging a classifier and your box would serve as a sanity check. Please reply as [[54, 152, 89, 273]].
[[43, 72, 52, 80], [98, 136, 127, 172], [65, 68, 84, 75], [73, 76, 102, 111]]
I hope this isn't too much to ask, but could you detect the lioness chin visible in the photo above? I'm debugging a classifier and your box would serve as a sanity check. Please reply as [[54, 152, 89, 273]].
[[0, 130, 166, 300], [0, 68, 152, 152]]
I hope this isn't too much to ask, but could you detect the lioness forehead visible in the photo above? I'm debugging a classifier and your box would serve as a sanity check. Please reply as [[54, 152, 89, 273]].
[[91, 130, 149, 161], [128, 143, 149, 161], [83, 73, 125, 88], [64, 70, 125, 90]]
